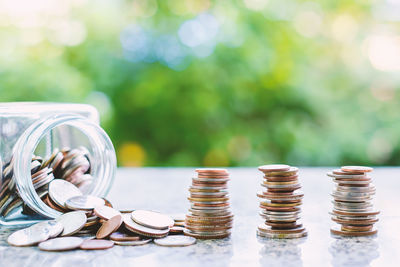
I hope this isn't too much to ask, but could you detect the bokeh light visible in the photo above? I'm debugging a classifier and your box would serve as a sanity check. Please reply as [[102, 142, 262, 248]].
[[1, 0, 400, 167]]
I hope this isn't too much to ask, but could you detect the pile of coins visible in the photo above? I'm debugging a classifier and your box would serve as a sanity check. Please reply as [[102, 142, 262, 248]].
[[0, 147, 93, 217], [184, 169, 233, 239], [328, 166, 379, 237], [7, 185, 197, 250], [257, 164, 307, 239]]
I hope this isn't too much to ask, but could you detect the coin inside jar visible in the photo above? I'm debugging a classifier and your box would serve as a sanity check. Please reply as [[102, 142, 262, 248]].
[[49, 179, 82, 208]]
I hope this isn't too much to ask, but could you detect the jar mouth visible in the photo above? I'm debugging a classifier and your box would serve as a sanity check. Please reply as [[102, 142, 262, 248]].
[[13, 114, 116, 219]]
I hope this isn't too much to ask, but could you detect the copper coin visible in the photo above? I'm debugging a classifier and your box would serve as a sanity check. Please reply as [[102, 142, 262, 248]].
[[195, 168, 228, 174], [341, 166, 373, 173], [258, 224, 306, 234], [169, 226, 185, 234], [80, 239, 114, 250], [264, 175, 299, 182], [330, 226, 377, 237], [258, 164, 290, 172], [96, 215, 122, 239], [110, 231, 140, 241]]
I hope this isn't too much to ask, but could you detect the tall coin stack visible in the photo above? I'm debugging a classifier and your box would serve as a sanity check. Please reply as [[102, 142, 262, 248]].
[[328, 166, 379, 237], [257, 164, 307, 238], [184, 169, 233, 239]]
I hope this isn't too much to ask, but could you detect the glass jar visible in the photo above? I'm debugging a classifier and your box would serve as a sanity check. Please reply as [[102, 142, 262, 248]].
[[0, 102, 116, 226]]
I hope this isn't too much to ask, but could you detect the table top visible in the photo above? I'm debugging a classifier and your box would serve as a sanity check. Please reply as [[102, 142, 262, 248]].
[[1, 167, 399, 267]]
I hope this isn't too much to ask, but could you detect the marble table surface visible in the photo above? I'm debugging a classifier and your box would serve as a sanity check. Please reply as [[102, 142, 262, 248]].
[[1, 167, 399, 267]]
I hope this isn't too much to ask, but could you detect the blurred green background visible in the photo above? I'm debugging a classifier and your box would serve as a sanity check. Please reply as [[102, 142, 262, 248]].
[[1, 0, 400, 167]]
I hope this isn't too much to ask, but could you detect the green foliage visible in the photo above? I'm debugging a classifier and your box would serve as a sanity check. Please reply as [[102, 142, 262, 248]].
[[1, 0, 399, 166]]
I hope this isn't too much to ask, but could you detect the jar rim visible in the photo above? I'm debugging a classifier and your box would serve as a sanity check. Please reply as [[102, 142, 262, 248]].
[[13, 113, 116, 219]]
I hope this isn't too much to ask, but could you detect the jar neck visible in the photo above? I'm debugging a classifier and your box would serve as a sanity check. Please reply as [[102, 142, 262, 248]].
[[13, 114, 116, 219]]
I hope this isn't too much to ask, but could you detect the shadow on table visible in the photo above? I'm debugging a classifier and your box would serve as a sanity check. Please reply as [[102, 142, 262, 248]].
[[329, 236, 379, 267], [257, 236, 306, 267]]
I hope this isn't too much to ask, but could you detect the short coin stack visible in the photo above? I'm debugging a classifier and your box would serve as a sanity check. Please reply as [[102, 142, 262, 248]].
[[184, 168, 233, 239], [328, 166, 379, 237], [257, 164, 307, 238]]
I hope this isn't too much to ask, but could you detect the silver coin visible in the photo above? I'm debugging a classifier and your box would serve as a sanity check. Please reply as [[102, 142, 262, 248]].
[[114, 239, 152, 246], [31, 220, 63, 238], [327, 172, 367, 179], [38, 236, 83, 251], [154, 235, 196, 247], [65, 195, 105, 211], [49, 179, 82, 208], [94, 205, 121, 220], [123, 214, 170, 237], [56, 211, 87, 236], [131, 210, 174, 230], [332, 179, 371, 185], [7, 227, 50, 246]]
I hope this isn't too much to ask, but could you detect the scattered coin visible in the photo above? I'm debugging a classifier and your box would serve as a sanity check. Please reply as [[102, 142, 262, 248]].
[[94, 205, 121, 220], [65, 195, 105, 211], [30, 220, 63, 239], [38, 237, 83, 251], [96, 215, 122, 239], [56, 211, 87, 236], [7, 227, 49, 247], [80, 239, 114, 250], [131, 210, 174, 230], [49, 179, 82, 208], [154, 235, 196, 247], [110, 231, 140, 241], [113, 239, 151, 246], [123, 214, 169, 238], [169, 226, 185, 234]]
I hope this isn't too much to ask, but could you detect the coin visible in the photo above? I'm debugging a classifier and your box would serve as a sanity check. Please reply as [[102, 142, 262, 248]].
[[328, 166, 379, 237], [258, 164, 290, 172], [38, 237, 83, 251], [80, 239, 114, 250], [65, 195, 105, 211], [110, 231, 140, 241], [7, 227, 50, 247], [341, 166, 373, 173], [154, 235, 196, 247], [96, 215, 122, 239], [94, 205, 121, 220], [131, 210, 174, 230], [169, 226, 185, 234], [185, 169, 233, 239], [123, 214, 169, 238], [49, 179, 82, 208], [56, 211, 87, 236], [30, 220, 63, 238], [114, 239, 151, 246]]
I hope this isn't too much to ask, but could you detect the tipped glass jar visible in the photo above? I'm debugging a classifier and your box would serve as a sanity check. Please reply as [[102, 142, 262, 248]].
[[0, 102, 116, 226]]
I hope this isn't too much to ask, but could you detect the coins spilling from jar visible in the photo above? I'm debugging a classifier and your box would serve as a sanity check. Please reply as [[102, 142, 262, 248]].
[[328, 166, 379, 237], [8, 204, 195, 250], [257, 164, 307, 239], [184, 168, 233, 239], [0, 147, 93, 217]]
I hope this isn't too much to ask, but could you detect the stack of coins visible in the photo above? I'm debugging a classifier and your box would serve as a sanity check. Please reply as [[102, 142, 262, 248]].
[[328, 166, 379, 237], [184, 168, 233, 239], [257, 164, 307, 239]]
